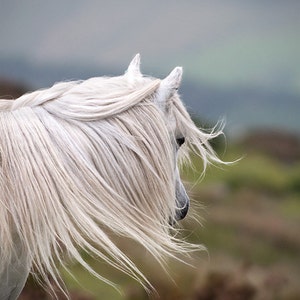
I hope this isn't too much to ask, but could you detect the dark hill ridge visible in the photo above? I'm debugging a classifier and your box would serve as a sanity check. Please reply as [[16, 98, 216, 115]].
[[0, 78, 29, 99], [0, 58, 299, 137], [182, 80, 300, 137], [240, 129, 300, 163]]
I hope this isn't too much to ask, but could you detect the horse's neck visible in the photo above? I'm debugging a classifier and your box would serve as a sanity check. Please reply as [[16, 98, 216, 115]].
[[0, 234, 31, 300]]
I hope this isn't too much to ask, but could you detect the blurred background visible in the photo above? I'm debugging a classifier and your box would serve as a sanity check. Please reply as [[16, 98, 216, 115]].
[[1, 1, 299, 299]]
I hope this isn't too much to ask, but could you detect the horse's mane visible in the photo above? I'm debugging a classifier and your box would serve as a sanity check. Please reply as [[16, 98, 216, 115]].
[[0, 64, 223, 296]]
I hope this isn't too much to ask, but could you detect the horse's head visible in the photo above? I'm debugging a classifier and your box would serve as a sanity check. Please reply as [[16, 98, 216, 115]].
[[157, 67, 190, 222], [126, 55, 193, 223]]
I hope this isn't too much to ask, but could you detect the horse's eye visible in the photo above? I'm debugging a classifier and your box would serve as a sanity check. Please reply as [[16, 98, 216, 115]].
[[176, 137, 185, 147]]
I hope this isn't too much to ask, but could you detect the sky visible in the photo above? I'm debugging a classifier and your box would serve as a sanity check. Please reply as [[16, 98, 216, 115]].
[[1, 0, 299, 93], [0, 1, 299, 136]]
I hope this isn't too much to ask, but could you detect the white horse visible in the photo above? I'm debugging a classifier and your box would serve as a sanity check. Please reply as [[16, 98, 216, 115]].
[[0, 54, 223, 299]]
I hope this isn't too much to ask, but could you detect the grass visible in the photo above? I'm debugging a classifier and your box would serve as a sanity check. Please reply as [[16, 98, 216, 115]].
[[279, 194, 300, 220], [20, 143, 300, 299]]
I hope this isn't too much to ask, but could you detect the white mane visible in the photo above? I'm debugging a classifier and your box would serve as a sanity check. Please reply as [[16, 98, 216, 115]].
[[0, 55, 224, 297]]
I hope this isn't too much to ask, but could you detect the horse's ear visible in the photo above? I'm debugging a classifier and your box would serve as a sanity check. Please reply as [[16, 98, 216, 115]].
[[125, 53, 142, 80], [156, 67, 183, 110]]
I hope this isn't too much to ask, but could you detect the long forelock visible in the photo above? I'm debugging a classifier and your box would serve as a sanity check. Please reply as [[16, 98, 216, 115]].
[[169, 94, 225, 172]]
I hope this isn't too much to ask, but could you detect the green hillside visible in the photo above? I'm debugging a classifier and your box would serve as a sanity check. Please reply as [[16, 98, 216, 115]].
[[21, 138, 300, 300]]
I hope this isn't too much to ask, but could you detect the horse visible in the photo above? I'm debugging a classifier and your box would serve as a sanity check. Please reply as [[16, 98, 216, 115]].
[[0, 54, 224, 299]]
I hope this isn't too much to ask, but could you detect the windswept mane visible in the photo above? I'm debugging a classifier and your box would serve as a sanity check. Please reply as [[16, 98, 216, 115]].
[[1, 76, 161, 119], [0, 57, 224, 297]]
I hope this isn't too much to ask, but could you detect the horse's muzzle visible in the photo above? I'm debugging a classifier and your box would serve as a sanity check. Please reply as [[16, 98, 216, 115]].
[[175, 200, 189, 221], [175, 180, 190, 221]]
